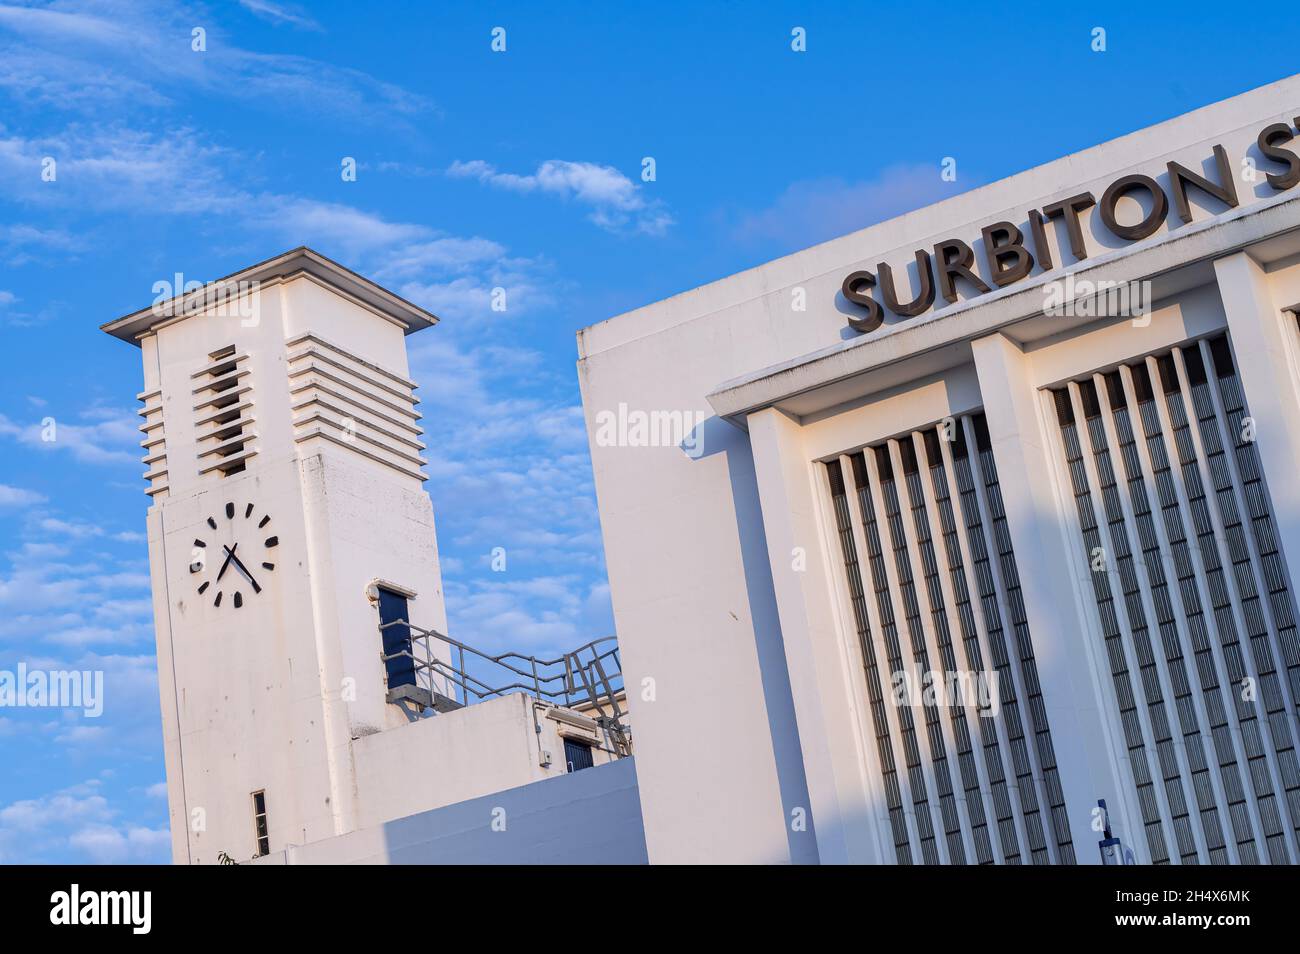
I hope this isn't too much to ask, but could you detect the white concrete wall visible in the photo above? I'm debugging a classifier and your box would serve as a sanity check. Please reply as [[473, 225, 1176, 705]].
[[139, 273, 453, 863], [348, 693, 619, 830], [255, 756, 647, 865], [579, 75, 1300, 864]]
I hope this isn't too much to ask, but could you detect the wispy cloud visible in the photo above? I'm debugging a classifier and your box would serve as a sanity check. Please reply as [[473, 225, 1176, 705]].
[[0, 483, 44, 507], [448, 158, 673, 236], [730, 163, 977, 254], [0, 0, 425, 120], [0, 223, 83, 266], [238, 0, 323, 32]]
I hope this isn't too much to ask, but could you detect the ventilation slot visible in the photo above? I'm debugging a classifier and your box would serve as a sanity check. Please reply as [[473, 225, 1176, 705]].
[[285, 332, 427, 481], [1045, 333, 1300, 864], [137, 388, 168, 498], [192, 346, 256, 477], [824, 413, 1075, 864]]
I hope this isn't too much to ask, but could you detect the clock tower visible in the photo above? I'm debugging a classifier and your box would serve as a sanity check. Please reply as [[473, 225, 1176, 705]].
[[103, 248, 450, 864]]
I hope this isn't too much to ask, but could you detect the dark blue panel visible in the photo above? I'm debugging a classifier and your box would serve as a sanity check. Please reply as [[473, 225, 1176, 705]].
[[378, 588, 417, 690]]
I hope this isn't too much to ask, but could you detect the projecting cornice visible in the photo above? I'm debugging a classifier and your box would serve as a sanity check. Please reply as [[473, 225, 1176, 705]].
[[706, 190, 1300, 425], [100, 246, 439, 346]]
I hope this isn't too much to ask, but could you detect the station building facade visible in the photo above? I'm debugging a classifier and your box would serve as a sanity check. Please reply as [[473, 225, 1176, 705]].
[[579, 74, 1300, 864]]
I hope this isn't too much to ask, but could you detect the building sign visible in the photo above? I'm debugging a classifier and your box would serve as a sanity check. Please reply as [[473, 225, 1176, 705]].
[[840, 119, 1300, 333]]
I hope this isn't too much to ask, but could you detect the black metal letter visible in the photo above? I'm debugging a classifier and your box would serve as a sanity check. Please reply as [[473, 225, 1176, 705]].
[[1258, 122, 1300, 191], [1041, 192, 1096, 261], [981, 221, 1035, 288], [933, 238, 991, 305], [877, 250, 935, 318], [1167, 144, 1238, 224], [1099, 174, 1167, 241], [841, 270, 884, 334], [1028, 208, 1053, 272]]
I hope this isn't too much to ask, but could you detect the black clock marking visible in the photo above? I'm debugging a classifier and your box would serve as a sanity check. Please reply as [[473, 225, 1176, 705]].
[[193, 503, 276, 609]]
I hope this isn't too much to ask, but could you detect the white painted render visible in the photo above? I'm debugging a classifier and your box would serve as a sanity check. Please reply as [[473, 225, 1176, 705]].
[[252, 756, 646, 866], [350, 693, 620, 830], [579, 74, 1300, 864], [109, 252, 641, 865]]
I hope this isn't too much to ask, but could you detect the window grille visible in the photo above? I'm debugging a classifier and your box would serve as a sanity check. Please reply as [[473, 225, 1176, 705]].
[[1045, 333, 1300, 864], [825, 413, 1074, 864]]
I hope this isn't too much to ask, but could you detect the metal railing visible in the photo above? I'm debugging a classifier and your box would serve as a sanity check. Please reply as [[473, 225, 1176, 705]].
[[378, 620, 631, 753]]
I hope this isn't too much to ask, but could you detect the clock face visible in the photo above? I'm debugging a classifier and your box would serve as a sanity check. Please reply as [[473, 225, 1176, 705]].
[[190, 501, 278, 609]]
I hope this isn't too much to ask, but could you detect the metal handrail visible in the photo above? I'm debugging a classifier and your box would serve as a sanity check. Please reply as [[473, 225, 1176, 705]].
[[378, 619, 627, 717]]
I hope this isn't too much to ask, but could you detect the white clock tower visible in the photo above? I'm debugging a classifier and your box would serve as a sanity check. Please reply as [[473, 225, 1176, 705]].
[[103, 248, 451, 864]]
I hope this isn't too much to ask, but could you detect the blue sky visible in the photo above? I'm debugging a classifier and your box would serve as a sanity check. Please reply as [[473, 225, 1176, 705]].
[[0, 0, 1293, 863]]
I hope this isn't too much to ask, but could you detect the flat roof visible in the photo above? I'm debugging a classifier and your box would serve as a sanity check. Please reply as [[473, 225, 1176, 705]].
[[100, 246, 439, 346]]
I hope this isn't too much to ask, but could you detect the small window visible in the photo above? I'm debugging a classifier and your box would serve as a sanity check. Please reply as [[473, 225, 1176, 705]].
[[251, 790, 269, 856], [377, 587, 417, 692], [564, 738, 594, 773]]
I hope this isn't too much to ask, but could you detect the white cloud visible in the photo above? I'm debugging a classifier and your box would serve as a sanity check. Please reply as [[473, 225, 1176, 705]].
[[0, 407, 137, 466], [377, 237, 508, 281], [0, 224, 82, 264], [0, 784, 110, 831], [0, 126, 242, 216], [0, 532, 153, 646], [0, 484, 44, 507], [38, 517, 103, 538], [265, 197, 431, 256], [448, 159, 674, 236], [55, 724, 108, 745], [68, 823, 169, 863], [0, 126, 559, 320]]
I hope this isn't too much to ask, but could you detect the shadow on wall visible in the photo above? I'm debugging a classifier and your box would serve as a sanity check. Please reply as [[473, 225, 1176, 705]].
[[263, 757, 648, 864], [692, 415, 821, 865], [377, 756, 647, 865]]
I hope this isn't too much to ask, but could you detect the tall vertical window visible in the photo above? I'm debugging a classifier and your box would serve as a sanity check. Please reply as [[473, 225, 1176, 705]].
[[378, 587, 417, 692], [1046, 333, 1300, 864], [824, 413, 1074, 864], [251, 790, 269, 857]]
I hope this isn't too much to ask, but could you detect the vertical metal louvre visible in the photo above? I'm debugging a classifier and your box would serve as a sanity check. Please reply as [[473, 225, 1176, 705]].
[[1046, 332, 1300, 864], [824, 413, 1075, 864]]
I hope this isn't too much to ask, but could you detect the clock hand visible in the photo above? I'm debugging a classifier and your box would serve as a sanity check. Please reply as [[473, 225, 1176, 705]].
[[216, 543, 237, 581], [227, 547, 262, 594]]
